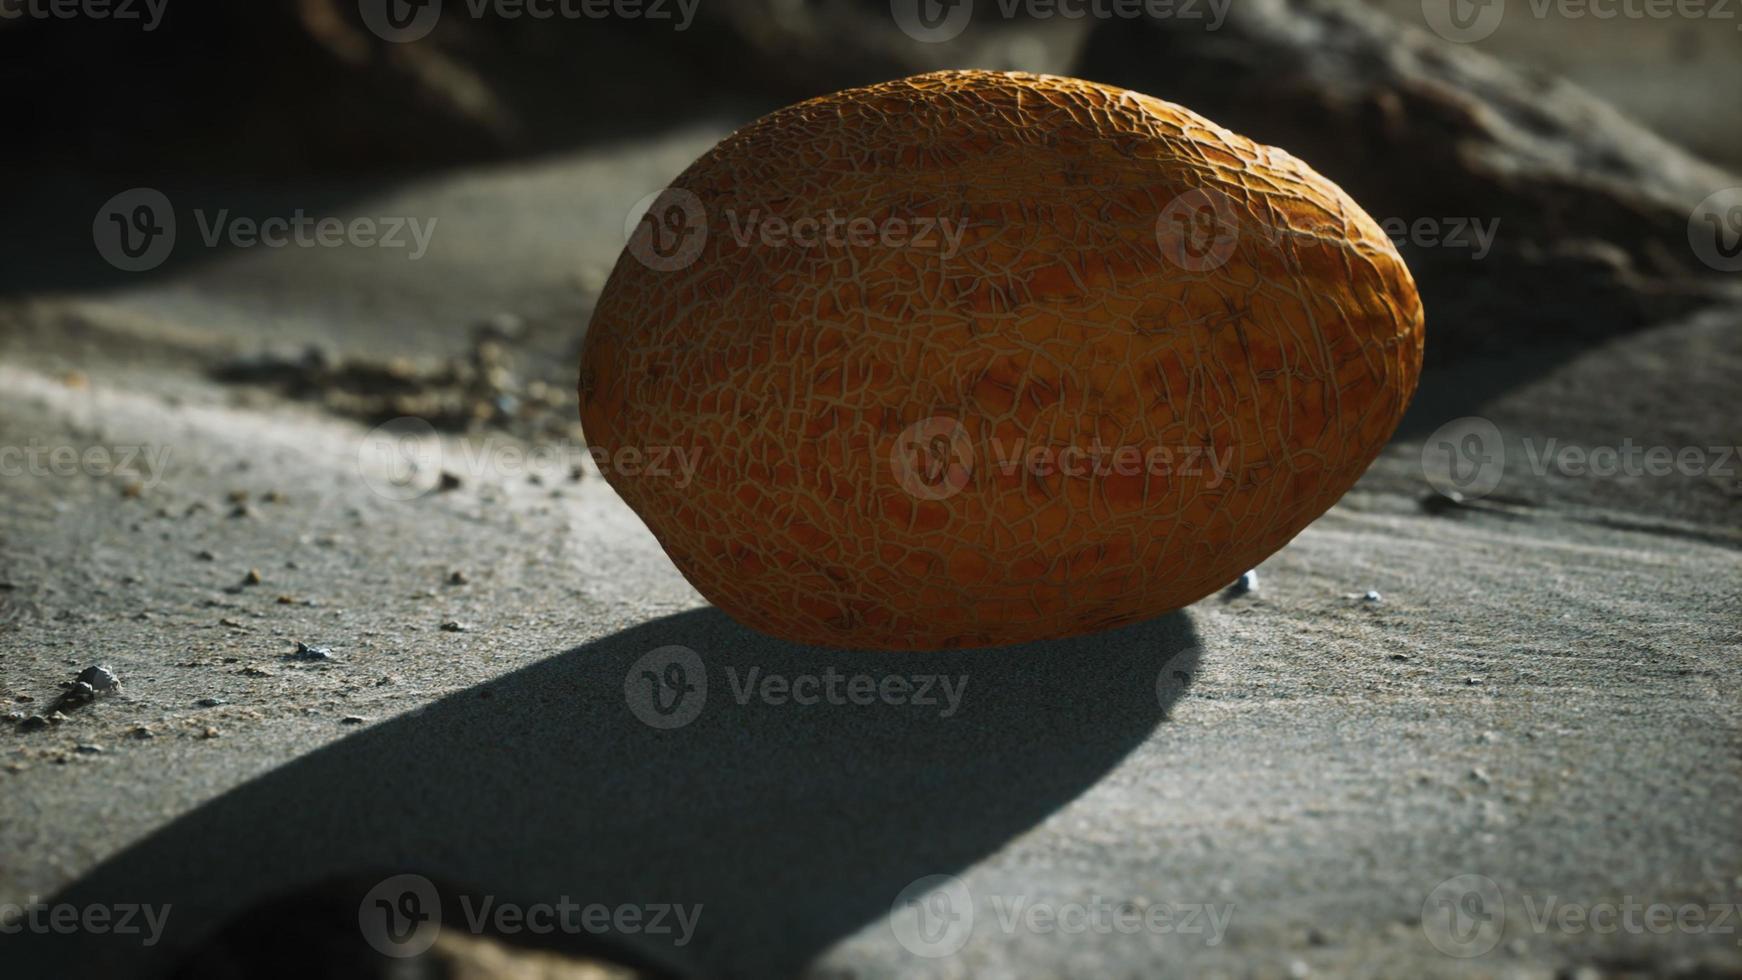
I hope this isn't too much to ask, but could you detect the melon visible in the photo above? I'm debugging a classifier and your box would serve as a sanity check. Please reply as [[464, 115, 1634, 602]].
[[579, 70, 1424, 650]]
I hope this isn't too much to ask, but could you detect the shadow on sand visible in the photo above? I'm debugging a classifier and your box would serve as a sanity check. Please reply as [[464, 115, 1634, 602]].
[[7, 606, 1200, 978]]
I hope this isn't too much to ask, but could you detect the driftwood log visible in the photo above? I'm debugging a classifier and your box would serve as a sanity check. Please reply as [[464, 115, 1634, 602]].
[[1074, 0, 1740, 359]]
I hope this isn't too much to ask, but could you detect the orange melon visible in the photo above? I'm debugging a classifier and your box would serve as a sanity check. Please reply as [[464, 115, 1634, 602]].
[[579, 70, 1424, 650]]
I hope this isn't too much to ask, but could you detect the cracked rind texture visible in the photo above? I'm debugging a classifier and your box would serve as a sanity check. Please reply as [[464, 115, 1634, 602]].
[[578, 70, 1424, 650]]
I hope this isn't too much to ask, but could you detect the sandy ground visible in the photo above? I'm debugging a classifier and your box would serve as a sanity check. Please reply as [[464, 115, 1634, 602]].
[[1, 132, 1740, 978]]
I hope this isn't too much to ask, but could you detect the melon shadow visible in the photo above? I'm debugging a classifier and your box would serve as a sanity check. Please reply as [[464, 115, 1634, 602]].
[[14, 606, 1200, 978]]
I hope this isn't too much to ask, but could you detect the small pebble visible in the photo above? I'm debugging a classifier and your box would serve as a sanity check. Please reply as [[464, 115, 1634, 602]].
[[440, 621, 467, 633], [1465, 676, 1483, 686], [74, 744, 103, 755], [1230, 569, 1259, 594], [438, 471, 463, 492], [243, 568, 263, 586], [58, 682, 96, 708], [448, 570, 469, 585], [1362, 590, 1382, 603], [1387, 653, 1409, 662], [77, 666, 120, 693], [229, 504, 255, 519], [196, 697, 227, 708], [131, 726, 156, 739], [340, 715, 367, 725], [196, 550, 217, 561], [199, 726, 221, 739], [18, 715, 49, 733], [290, 642, 334, 661]]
